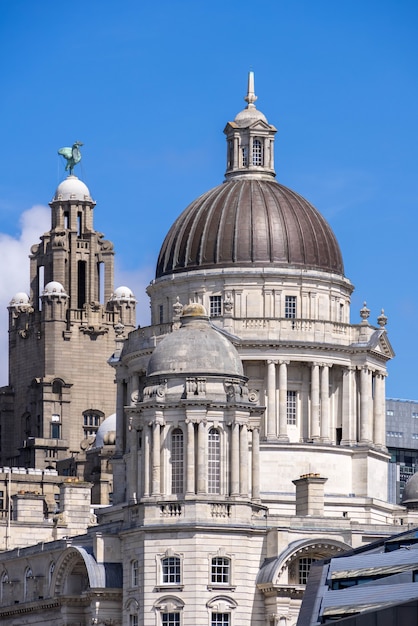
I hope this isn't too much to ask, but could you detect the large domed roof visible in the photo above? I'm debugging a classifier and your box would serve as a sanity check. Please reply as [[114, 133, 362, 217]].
[[147, 305, 244, 378], [156, 178, 344, 278]]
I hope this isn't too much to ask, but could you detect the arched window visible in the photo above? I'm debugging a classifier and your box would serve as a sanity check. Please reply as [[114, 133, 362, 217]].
[[208, 428, 221, 494], [1, 571, 9, 602], [252, 138, 263, 165], [154, 596, 184, 626], [48, 561, 55, 586], [127, 599, 139, 626], [171, 429, 184, 494], [24, 567, 33, 600], [131, 559, 139, 587], [207, 597, 237, 626]]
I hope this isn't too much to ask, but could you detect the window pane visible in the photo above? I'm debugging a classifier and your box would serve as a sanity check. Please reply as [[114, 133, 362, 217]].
[[162, 613, 180, 626], [285, 296, 297, 319], [210, 296, 222, 317], [162, 557, 181, 584], [208, 428, 220, 494], [211, 557, 230, 584], [298, 557, 316, 584], [252, 139, 263, 165], [287, 390, 297, 425], [172, 429, 184, 494], [211, 613, 229, 626]]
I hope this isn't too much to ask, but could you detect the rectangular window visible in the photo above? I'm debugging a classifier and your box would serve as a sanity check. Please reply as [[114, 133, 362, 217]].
[[0, 490, 4, 511], [211, 557, 230, 584], [285, 296, 297, 319], [208, 429, 221, 494], [298, 557, 316, 585], [287, 390, 297, 425], [386, 410, 394, 416], [162, 557, 181, 584], [51, 423, 61, 439], [210, 295, 222, 317], [83, 412, 101, 437], [211, 614, 230, 626], [159, 304, 164, 324], [162, 613, 180, 626], [413, 413, 418, 419], [171, 430, 184, 494]]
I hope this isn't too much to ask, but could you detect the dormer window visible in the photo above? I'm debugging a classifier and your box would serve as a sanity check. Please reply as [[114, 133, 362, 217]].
[[252, 139, 263, 165]]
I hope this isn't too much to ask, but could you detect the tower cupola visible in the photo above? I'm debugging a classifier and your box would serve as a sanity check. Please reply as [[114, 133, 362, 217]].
[[224, 71, 277, 180]]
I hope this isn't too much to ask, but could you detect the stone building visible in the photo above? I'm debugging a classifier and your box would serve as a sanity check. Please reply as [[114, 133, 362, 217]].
[[0, 73, 415, 626], [0, 175, 136, 475]]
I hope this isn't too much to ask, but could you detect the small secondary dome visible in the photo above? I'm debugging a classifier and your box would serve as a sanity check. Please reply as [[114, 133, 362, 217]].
[[111, 286, 136, 302], [147, 308, 243, 378], [94, 413, 116, 448], [53, 175, 92, 202], [42, 281, 68, 297], [9, 292, 30, 307]]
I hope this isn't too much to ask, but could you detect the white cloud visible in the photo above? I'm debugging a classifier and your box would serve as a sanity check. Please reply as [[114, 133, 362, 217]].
[[0, 205, 50, 385]]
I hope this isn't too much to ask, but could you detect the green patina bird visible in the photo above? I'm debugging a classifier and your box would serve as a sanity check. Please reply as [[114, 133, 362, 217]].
[[58, 141, 83, 175]]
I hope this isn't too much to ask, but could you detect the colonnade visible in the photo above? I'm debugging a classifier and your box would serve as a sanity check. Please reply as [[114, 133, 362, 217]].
[[129, 416, 260, 501], [263, 360, 387, 448]]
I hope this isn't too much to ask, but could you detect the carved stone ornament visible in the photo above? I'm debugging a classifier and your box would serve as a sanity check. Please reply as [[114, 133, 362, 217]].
[[224, 293, 234, 313], [173, 296, 183, 317], [52, 230, 67, 248], [114, 322, 125, 336], [248, 389, 259, 403]]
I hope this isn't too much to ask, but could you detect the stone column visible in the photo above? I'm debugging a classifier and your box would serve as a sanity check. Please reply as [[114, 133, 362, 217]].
[[341, 366, 356, 445], [115, 380, 125, 455], [360, 366, 373, 444], [310, 363, 320, 441], [231, 422, 240, 496], [320, 364, 331, 443], [373, 372, 386, 449], [143, 424, 150, 497], [266, 360, 277, 439], [129, 427, 138, 504], [239, 423, 249, 497], [278, 361, 290, 442], [186, 420, 195, 494], [151, 421, 161, 496], [197, 421, 206, 494], [251, 427, 260, 501]]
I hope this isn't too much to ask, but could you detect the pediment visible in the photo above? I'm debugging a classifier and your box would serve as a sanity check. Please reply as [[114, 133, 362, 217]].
[[371, 330, 395, 359]]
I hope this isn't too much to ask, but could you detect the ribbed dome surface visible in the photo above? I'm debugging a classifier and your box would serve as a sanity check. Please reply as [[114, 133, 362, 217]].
[[156, 179, 344, 278]]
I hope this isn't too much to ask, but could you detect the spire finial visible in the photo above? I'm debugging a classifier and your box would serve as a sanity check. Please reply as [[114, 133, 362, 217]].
[[244, 71, 257, 108]]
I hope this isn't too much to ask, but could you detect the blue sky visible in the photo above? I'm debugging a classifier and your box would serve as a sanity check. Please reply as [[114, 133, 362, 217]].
[[0, 1, 417, 399]]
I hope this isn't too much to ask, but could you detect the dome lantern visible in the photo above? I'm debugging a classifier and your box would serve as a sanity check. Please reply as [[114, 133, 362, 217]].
[[224, 71, 277, 180]]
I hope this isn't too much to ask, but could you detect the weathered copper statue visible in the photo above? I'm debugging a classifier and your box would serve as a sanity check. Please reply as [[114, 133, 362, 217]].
[[58, 141, 83, 175]]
